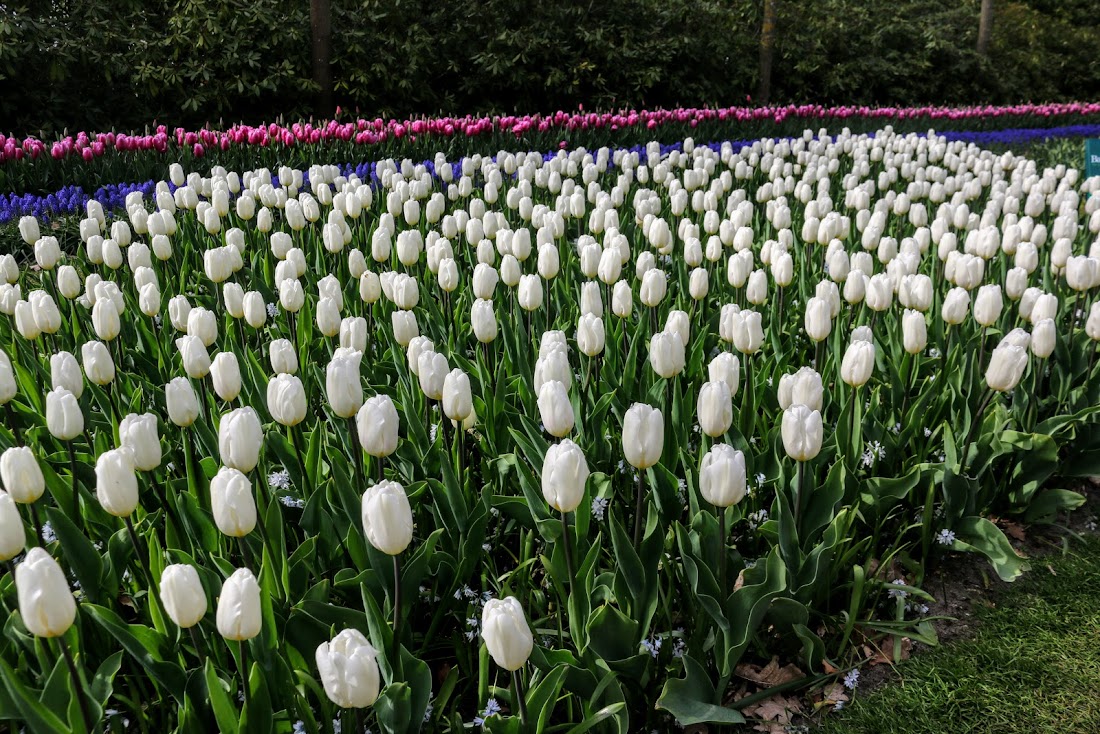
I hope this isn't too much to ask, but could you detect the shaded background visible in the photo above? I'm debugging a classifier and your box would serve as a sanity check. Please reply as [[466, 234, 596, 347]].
[[1, 0, 1098, 136]]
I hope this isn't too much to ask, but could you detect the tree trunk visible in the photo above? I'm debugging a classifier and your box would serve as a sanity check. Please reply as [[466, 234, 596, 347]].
[[310, 0, 333, 117], [976, 0, 994, 55], [757, 0, 779, 104]]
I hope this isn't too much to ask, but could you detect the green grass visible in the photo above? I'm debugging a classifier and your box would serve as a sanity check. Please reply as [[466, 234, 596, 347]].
[[821, 536, 1100, 734]]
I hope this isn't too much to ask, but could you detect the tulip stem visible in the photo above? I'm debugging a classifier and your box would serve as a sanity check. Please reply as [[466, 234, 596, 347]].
[[3, 403, 20, 445], [30, 502, 43, 547], [718, 507, 727, 594], [59, 637, 94, 734], [795, 461, 805, 528], [239, 640, 251, 712], [512, 669, 529, 726], [392, 553, 403, 675], [68, 443, 80, 524], [188, 625, 206, 668], [961, 389, 995, 468], [560, 511, 575, 601], [633, 470, 645, 546], [291, 424, 308, 485], [125, 516, 155, 589], [237, 536, 256, 570]]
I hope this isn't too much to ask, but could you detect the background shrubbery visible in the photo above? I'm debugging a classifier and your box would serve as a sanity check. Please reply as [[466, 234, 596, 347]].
[[1, 0, 1098, 136]]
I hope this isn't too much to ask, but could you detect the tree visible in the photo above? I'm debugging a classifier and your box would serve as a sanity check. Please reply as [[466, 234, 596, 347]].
[[757, 0, 779, 104], [310, 0, 333, 116], [977, 0, 993, 55]]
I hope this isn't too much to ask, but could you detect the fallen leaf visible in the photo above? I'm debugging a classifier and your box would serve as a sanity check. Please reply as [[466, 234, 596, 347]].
[[733, 569, 746, 592], [1047, 564, 1057, 576], [822, 660, 839, 675], [814, 682, 849, 711], [744, 693, 801, 728], [735, 656, 805, 686], [865, 637, 912, 665], [1000, 520, 1026, 542]]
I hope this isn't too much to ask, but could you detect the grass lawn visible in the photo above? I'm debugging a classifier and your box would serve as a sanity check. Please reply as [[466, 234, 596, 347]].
[[820, 535, 1100, 734]]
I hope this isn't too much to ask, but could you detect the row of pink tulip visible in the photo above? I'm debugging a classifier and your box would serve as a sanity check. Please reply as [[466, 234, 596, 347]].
[[4, 102, 1100, 164]]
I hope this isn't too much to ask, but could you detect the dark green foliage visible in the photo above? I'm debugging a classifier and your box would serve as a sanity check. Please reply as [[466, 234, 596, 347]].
[[0, 0, 1098, 135]]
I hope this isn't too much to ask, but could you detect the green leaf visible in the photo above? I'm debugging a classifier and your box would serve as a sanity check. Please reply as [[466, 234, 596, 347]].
[[0, 657, 68, 734], [954, 516, 1029, 582], [43, 507, 104, 604], [656, 655, 745, 726], [205, 659, 240, 734]]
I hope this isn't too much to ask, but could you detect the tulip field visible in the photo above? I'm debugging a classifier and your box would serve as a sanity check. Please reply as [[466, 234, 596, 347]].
[[1, 122, 1100, 733]]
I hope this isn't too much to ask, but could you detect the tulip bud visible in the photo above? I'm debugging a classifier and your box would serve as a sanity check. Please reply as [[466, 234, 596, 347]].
[[1087, 302, 1100, 341], [612, 280, 632, 318], [1031, 318, 1055, 359], [699, 443, 747, 507], [732, 310, 764, 355], [357, 395, 400, 457], [781, 404, 824, 462], [473, 264, 499, 300], [518, 274, 542, 312], [746, 269, 768, 304], [902, 309, 927, 355], [89, 298, 120, 341], [650, 330, 685, 379], [50, 350, 83, 398], [96, 447, 139, 517], [442, 369, 473, 421], [160, 564, 208, 629], [697, 380, 733, 437], [986, 344, 1028, 392], [316, 629, 382, 709], [0, 350, 14, 405], [623, 403, 663, 469], [327, 352, 363, 418], [166, 377, 200, 427], [29, 291, 61, 335], [267, 374, 307, 427], [577, 313, 605, 357], [541, 438, 589, 514], [688, 267, 709, 301], [417, 350, 448, 401], [175, 335, 211, 379], [973, 284, 1003, 327], [0, 447, 45, 504], [0, 491, 25, 561], [138, 283, 161, 318], [211, 466, 257, 537], [840, 340, 875, 387], [481, 596, 533, 671], [217, 568, 262, 641], [187, 307, 218, 347], [708, 352, 740, 397], [279, 279, 305, 314], [210, 352, 242, 403], [118, 412, 162, 472], [46, 387, 83, 440], [804, 297, 832, 342], [778, 366, 823, 411], [466, 298, 497, 344], [221, 283, 245, 319], [168, 295, 192, 332], [34, 237, 61, 270], [639, 269, 667, 307], [538, 380, 574, 438], [18, 216, 40, 246], [269, 339, 298, 375], [941, 287, 970, 325], [16, 548, 76, 637], [361, 480, 413, 555], [219, 407, 263, 472], [391, 310, 419, 347]]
